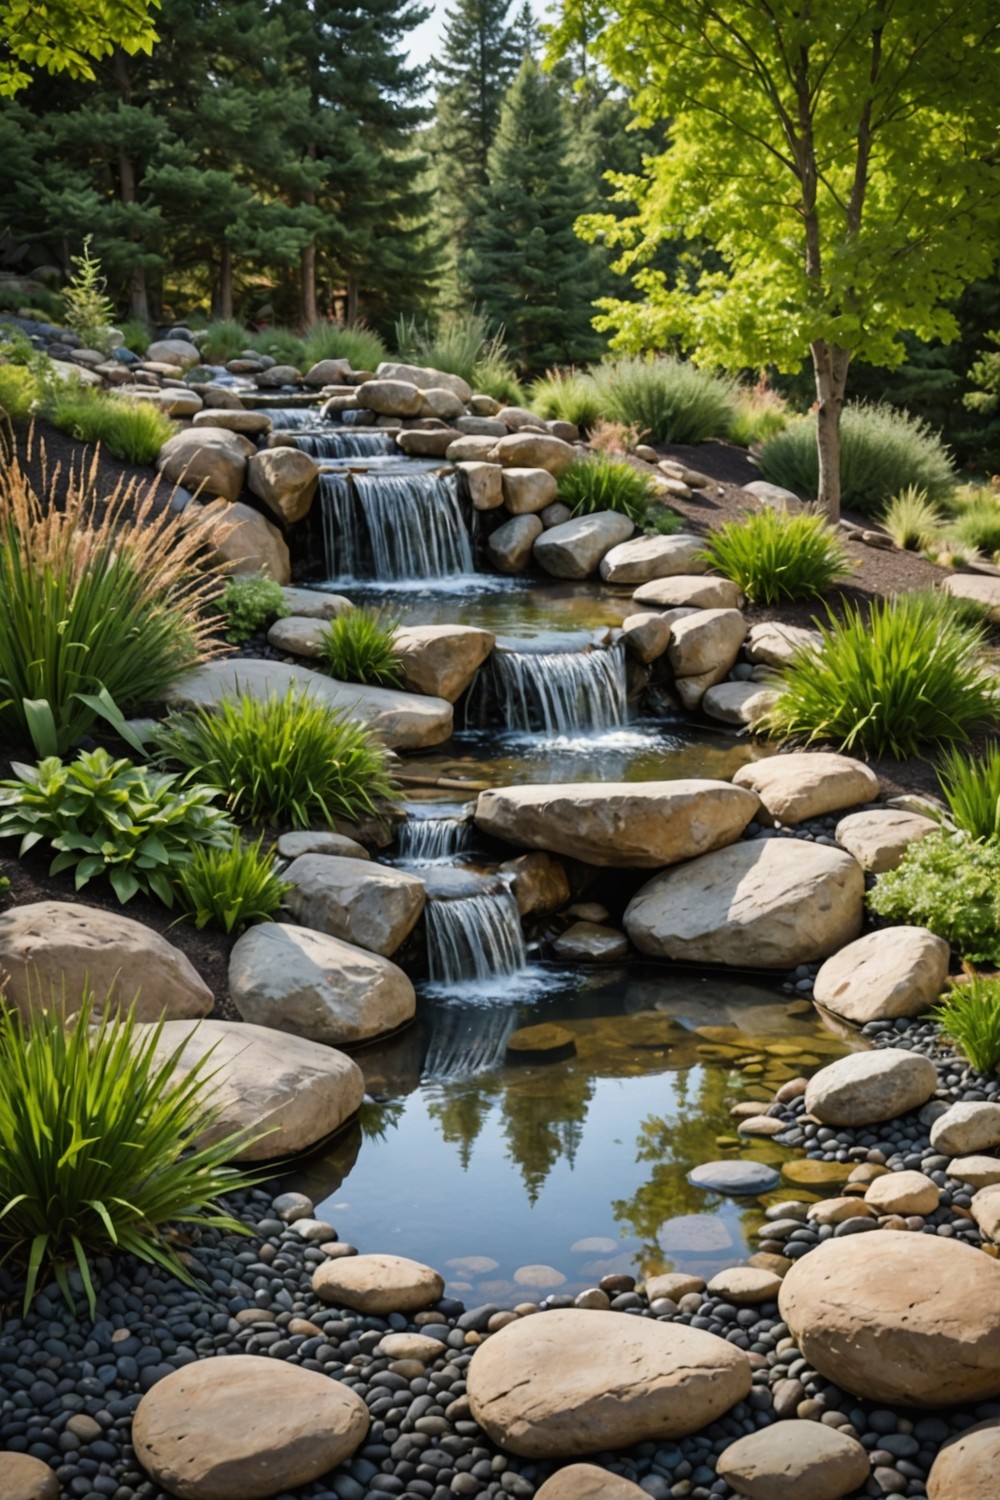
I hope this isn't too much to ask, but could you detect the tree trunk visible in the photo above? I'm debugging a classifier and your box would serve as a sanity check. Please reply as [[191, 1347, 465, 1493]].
[[811, 338, 851, 523], [300, 240, 317, 327]]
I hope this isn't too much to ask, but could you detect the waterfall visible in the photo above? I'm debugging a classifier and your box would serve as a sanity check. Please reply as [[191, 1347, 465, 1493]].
[[319, 472, 363, 582], [470, 643, 628, 734], [255, 407, 322, 430], [294, 430, 397, 460], [398, 815, 473, 865], [425, 890, 527, 986], [319, 469, 474, 582]]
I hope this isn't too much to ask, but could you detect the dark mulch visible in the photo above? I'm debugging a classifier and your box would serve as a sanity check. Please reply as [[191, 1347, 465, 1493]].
[[5, 415, 165, 510]]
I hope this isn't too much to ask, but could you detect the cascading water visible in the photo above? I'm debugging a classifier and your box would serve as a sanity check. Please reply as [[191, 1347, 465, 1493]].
[[319, 469, 475, 582], [470, 642, 628, 735], [294, 430, 397, 460], [398, 815, 474, 865], [425, 889, 527, 986], [254, 407, 322, 429]]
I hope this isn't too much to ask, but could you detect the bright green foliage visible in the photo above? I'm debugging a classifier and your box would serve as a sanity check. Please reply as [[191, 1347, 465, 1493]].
[[963, 331, 1000, 470], [302, 321, 387, 371], [642, 506, 684, 537], [156, 687, 400, 830], [0, 364, 41, 420], [0, 995, 259, 1318], [700, 510, 851, 605], [216, 576, 288, 645], [174, 834, 290, 933], [758, 404, 957, 518], [938, 745, 1000, 844], [530, 369, 604, 429], [557, 456, 656, 526], [763, 595, 997, 760], [0, 749, 231, 906], [0, 0, 161, 96], [881, 487, 943, 551], [937, 972, 1000, 1075], [591, 357, 736, 444], [948, 493, 1000, 558], [320, 608, 403, 687], [61, 236, 116, 352], [730, 386, 789, 448], [44, 386, 176, 465], [869, 833, 1000, 965]]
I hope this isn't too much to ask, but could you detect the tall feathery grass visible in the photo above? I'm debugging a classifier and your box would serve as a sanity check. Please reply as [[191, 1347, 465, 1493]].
[[591, 356, 738, 444]]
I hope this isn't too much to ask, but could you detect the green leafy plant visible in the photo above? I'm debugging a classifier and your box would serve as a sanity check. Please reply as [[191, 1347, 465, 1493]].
[[61, 237, 116, 353], [44, 385, 177, 465], [0, 995, 261, 1316], [869, 833, 1000, 965], [174, 833, 290, 933], [758, 402, 957, 517], [0, 749, 232, 905], [0, 443, 220, 755], [530, 369, 605, 429], [730, 383, 790, 447], [881, 485, 943, 550], [762, 594, 997, 759], [936, 969, 1000, 1074], [699, 509, 852, 604], [557, 455, 657, 525], [938, 743, 1000, 842], [319, 607, 403, 687], [0, 362, 41, 420], [642, 504, 684, 536], [156, 687, 399, 830], [216, 575, 288, 644], [302, 320, 387, 373], [948, 493, 1000, 558], [591, 356, 737, 444]]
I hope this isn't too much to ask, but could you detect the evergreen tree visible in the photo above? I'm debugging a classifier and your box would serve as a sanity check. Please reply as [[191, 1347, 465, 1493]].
[[463, 55, 602, 373]]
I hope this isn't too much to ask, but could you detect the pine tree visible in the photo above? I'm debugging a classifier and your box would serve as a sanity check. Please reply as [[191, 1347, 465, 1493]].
[[463, 56, 602, 374]]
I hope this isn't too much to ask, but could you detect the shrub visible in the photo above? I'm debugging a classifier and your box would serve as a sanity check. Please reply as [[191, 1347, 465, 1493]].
[[174, 833, 290, 932], [881, 486, 944, 550], [0, 995, 260, 1315], [530, 369, 604, 429], [948, 493, 1000, 558], [199, 319, 250, 364], [757, 402, 957, 517], [249, 327, 306, 369], [156, 687, 399, 830], [699, 509, 852, 604], [217, 575, 288, 644], [587, 417, 643, 455], [319, 607, 403, 687], [938, 743, 1000, 842], [44, 386, 177, 464], [762, 594, 997, 759], [869, 832, 1000, 964], [936, 970, 1000, 1074], [0, 444, 220, 755], [642, 504, 685, 536], [0, 363, 41, 420], [730, 383, 790, 447], [302, 320, 388, 373], [393, 311, 520, 400], [591, 356, 737, 444], [62, 237, 116, 353], [557, 455, 657, 526], [0, 748, 232, 905]]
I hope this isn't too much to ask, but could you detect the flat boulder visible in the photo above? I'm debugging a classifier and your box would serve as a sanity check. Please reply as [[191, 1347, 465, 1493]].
[[501, 467, 558, 514], [144, 1019, 364, 1160], [804, 1047, 938, 1126], [928, 1418, 1000, 1499], [551, 921, 630, 962], [313, 1253, 444, 1314], [599, 533, 707, 584], [474, 780, 759, 869], [705, 1268, 783, 1304], [266, 615, 326, 657], [192, 408, 271, 436], [355, 378, 423, 416], [812, 926, 950, 1024], [247, 447, 319, 524], [229, 923, 414, 1045], [283, 854, 425, 957], [667, 608, 747, 679], [633, 575, 743, 610], [942, 572, 1000, 615], [701, 681, 779, 727], [279, 586, 353, 619], [745, 621, 822, 667], [0, 901, 212, 1023], [930, 1100, 1000, 1156], [716, 1421, 869, 1500], [834, 807, 940, 872], [625, 839, 863, 967], [688, 1161, 780, 1195], [466, 1308, 751, 1458], [456, 460, 504, 511], [533, 511, 635, 579], [132, 1355, 369, 1499], [157, 426, 253, 502], [490, 431, 577, 474], [393, 624, 495, 701], [778, 1234, 1000, 1405], [732, 752, 878, 826]]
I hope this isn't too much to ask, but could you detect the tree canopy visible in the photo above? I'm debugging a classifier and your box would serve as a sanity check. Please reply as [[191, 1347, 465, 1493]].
[[0, 0, 160, 96]]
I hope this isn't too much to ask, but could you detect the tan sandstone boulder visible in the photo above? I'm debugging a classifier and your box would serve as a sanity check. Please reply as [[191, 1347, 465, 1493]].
[[600, 534, 707, 585], [313, 1253, 445, 1314], [732, 752, 879, 826], [633, 575, 743, 610], [283, 854, 425, 957], [392, 624, 495, 701], [533, 511, 635, 579], [157, 426, 253, 502], [247, 447, 319, 524], [534, 1466, 649, 1500], [834, 807, 940, 872], [489, 432, 577, 474], [812, 926, 950, 1024], [184, 498, 291, 584], [716, 1421, 870, 1500], [928, 1418, 1000, 1499], [487, 514, 543, 573], [804, 1048, 938, 1126], [0, 1454, 59, 1500], [667, 608, 747, 679]]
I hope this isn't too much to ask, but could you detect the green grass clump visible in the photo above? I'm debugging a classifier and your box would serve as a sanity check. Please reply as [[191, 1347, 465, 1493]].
[[319, 607, 402, 687], [249, 327, 306, 368], [174, 833, 290, 933], [156, 687, 399, 830], [0, 363, 41, 420], [45, 386, 177, 465], [758, 402, 957, 517], [938, 743, 1000, 842], [591, 356, 737, 444], [118, 318, 151, 356], [881, 486, 944, 550], [0, 994, 260, 1316], [948, 493, 1000, 557], [557, 455, 657, 526], [199, 319, 253, 364], [217, 575, 288, 644], [302, 321, 388, 373], [393, 311, 520, 400], [869, 833, 1000, 964], [470, 347, 523, 405], [762, 594, 997, 759], [699, 509, 852, 605], [936, 970, 1000, 1074], [730, 384, 790, 447], [530, 369, 604, 430]]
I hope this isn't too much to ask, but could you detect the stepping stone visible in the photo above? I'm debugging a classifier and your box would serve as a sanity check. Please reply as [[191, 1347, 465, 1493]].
[[928, 1416, 1000, 1499], [506, 1023, 576, 1063], [313, 1253, 444, 1314], [657, 1214, 734, 1252], [943, 572, 1000, 614], [632, 574, 743, 609], [600, 533, 707, 584], [805, 1047, 938, 1126], [688, 1160, 780, 1195], [717, 1419, 869, 1500], [551, 920, 629, 962], [0, 1454, 59, 1500], [701, 680, 779, 726], [131, 1354, 369, 1498], [733, 751, 879, 825]]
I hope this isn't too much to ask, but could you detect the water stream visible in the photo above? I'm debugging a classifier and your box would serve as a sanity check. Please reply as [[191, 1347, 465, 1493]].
[[469, 642, 629, 735], [425, 888, 527, 988], [294, 429, 397, 459], [318, 469, 475, 583]]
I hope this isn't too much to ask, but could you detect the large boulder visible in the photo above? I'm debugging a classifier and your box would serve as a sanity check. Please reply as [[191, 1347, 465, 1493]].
[[501, 467, 558, 514], [0, 1454, 58, 1500], [474, 780, 760, 869], [354, 378, 423, 416], [283, 854, 425, 957], [229, 923, 414, 1045], [487, 514, 543, 574], [376, 360, 472, 404], [132, 1355, 369, 1499], [184, 498, 291, 584], [667, 608, 747, 679], [928, 1418, 1000, 1500], [456, 460, 504, 511], [247, 447, 319, 524], [534, 1466, 649, 1500], [804, 1047, 938, 1126], [633, 575, 743, 610], [716, 1422, 870, 1500], [144, 1019, 364, 1160], [466, 1308, 751, 1458], [930, 1100, 1000, 1156], [778, 1234, 1000, 1405], [621, 611, 673, 664], [701, 681, 779, 727], [812, 926, 950, 1024], [625, 839, 863, 967], [418, 386, 467, 420], [313, 1253, 445, 1314], [834, 807, 940, 873], [0, 901, 212, 1023], [157, 426, 254, 503], [392, 624, 495, 701], [192, 408, 271, 437], [533, 511, 636, 579], [302, 357, 353, 386], [146, 337, 200, 366], [489, 432, 577, 474], [599, 533, 707, 585], [732, 752, 879, 826], [745, 620, 822, 668], [162, 657, 452, 750]]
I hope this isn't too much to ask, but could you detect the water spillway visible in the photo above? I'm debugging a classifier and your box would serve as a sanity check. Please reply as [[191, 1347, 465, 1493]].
[[319, 469, 475, 583], [425, 889, 527, 987], [468, 642, 629, 735], [294, 429, 397, 460], [398, 814, 474, 865]]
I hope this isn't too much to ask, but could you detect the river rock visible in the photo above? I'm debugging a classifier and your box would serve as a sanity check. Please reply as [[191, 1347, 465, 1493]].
[[833, 807, 940, 872], [456, 460, 504, 510], [971, 1184, 1000, 1240], [255, 363, 302, 388], [392, 624, 495, 701], [466, 1308, 751, 1457], [778, 1233, 1000, 1405], [395, 427, 460, 457], [745, 621, 822, 667], [147, 337, 200, 366], [132, 1355, 369, 1499], [499, 851, 570, 916], [490, 431, 577, 474], [804, 1048, 938, 1126], [266, 615, 326, 656], [621, 611, 673, 663], [447, 434, 501, 463], [0, 901, 212, 1023], [706, 1268, 783, 1303], [487, 514, 543, 573], [742, 479, 803, 511], [247, 447, 319, 524], [163, 657, 452, 750], [948, 1155, 1000, 1189], [930, 1101, 1000, 1156], [277, 829, 369, 860], [667, 608, 747, 678], [419, 386, 467, 420], [229, 922, 414, 1045], [625, 839, 863, 967], [534, 1466, 648, 1500], [534, 511, 635, 579], [865, 1169, 940, 1216], [497, 404, 547, 432], [144, 1019, 364, 1160], [0, 1454, 59, 1500], [279, 586, 353, 620], [551, 921, 630, 962], [501, 466, 558, 514], [688, 1161, 780, 1195], [732, 752, 879, 826], [633, 575, 743, 610], [716, 1421, 870, 1500], [928, 1417, 1000, 1499], [185, 498, 291, 584], [157, 426, 253, 502], [192, 408, 271, 436], [377, 360, 472, 404], [302, 357, 352, 386], [283, 854, 425, 957], [600, 533, 707, 584], [474, 780, 759, 868], [812, 926, 950, 1024], [313, 1253, 444, 1314], [702, 681, 780, 727], [355, 378, 424, 416]]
